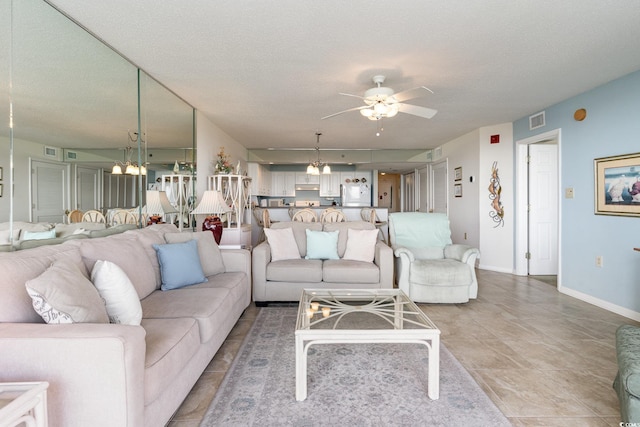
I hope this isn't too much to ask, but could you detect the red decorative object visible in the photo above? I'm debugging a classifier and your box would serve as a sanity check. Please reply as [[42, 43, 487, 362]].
[[147, 215, 164, 226], [490, 134, 500, 144], [203, 215, 224, 244]]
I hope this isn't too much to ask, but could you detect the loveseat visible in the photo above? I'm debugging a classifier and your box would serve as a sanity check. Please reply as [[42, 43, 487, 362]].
[[252, 220, 393, 303], [0, 224, 251, 427]]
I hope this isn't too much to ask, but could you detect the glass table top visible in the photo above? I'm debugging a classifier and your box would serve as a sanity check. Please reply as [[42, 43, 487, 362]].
[[296, 289, 438, 331]]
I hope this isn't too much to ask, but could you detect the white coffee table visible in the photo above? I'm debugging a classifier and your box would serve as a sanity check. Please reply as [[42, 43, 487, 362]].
[[295, 289, 440, 401], [0, 381, 49, 427]]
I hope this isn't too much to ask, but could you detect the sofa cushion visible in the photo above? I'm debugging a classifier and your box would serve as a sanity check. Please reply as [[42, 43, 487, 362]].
[[91, 260, 143, 325], [323, 259, 380, 284], [142, 317, 200, 405], [55, 222, 106, 238], [410, 258, 472, 286], [73, 233, 158, 300], [25, 259, 109, 324], [165, 231, 226, 276], [271, 221, 322, 257], [0, 244, 86, 323], [153, 240, 208, 290], [343, 228, 378, 262], [305, 229, 339, 260], [266, 259, 323, 282], [124, 225, 178, 290], [141, 287, 231, 343], [264, 227, 300, 261], [323, 221, 375, 258]]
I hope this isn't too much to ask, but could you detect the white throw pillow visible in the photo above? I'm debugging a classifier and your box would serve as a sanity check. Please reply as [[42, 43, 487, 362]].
[[91, 260, 143, 325], [264, 227, 301, 261], [343, 228, 379, 262]]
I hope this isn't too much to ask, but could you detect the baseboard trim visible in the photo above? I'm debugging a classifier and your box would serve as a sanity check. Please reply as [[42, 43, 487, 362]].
[[477, 264, 514, 274], [559, 286, 640, 322]]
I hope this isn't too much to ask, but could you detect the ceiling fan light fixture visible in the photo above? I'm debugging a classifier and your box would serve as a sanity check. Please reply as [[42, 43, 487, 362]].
[[360, 108, 374, 118]]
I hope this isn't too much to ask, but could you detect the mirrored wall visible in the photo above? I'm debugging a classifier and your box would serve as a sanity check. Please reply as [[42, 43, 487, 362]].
[[1, 0, 195, 239]]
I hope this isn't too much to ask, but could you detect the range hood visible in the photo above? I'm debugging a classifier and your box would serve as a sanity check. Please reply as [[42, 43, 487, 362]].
[[295, 183, 320, 191]]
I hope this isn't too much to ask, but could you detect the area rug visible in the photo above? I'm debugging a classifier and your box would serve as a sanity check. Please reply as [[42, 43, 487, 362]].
[[200, 307, 510, 426]]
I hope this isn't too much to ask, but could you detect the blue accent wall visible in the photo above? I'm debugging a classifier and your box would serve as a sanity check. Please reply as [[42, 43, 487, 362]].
[[514, 70, 640, 313]]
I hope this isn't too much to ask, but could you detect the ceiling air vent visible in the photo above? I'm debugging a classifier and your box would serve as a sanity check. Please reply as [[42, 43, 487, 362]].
[[529, 111, 545, 130]]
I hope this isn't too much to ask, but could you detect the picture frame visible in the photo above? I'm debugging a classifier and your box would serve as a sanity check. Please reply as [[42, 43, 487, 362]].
[[0, 166, 3, 180], [594, 152, 640, 217], [454, 183, 462, 198], [454, 166, 462, 181], [0, 183, 3, 197]]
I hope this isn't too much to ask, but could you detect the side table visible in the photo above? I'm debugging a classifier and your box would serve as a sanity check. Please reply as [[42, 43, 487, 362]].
[[0, 382, 49, 427]]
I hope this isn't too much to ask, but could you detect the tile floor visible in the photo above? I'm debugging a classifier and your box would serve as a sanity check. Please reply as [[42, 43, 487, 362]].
[[167, 270, 636, 426]]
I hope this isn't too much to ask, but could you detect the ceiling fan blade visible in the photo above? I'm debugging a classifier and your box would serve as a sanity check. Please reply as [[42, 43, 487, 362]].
[[397, 103, 438, 119], [321, 105, 369, 120], [338, 92, 365, 100], [391, 86, 434, 103]]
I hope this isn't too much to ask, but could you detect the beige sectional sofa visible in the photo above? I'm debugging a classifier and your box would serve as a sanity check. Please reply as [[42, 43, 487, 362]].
[[0, 224, 251, 427], [252, 220, 393, 303]]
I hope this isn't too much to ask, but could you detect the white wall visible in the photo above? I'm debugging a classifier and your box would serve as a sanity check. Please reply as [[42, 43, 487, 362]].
[[195, 111, 248, 197], [478, 123, 514, 273], [440, 130, 480, 248]]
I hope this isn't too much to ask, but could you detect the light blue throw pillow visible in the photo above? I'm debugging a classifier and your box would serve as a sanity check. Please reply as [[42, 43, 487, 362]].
[[153, 239, 208, 290], [22, 229, 56, 241], [305, 229, 339, 260]]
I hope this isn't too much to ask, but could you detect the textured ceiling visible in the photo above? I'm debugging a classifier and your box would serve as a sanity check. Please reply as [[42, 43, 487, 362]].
[[47, 0, 640, 152]]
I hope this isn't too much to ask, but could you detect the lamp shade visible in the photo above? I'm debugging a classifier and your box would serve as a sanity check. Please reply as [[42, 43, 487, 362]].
[[111, 164, 122, 174], [191, 190, 231, 215], [145, 190, 178, 215]]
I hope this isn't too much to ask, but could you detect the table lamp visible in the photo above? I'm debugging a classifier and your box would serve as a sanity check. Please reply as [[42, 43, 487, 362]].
[[191, 190, 231, 244], [145, 190, 178, 225]]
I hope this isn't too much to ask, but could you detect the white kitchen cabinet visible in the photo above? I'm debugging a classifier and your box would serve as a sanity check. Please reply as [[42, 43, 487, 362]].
[[295, 172, 320, 185], [271, 171, 296, 196], [319, 173, 341, 197], [247, 163, 271, 196]]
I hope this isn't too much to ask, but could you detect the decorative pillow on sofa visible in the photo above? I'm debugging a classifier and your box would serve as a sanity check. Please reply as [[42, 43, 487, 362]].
[[264, 227, 301, 261], [165, 231, 226, 276], [343, 228, 379, 262], [305, 229, 339, 260], [153, 239, 208, 290], [0, 228, 20, 245], [21, 229, 56, 241], [91, 260, 143, 325], [25, 259, 109, 324]]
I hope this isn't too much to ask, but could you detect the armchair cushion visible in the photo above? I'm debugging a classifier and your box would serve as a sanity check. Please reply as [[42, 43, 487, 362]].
[[389, 212, 452, 249], [410, 259, 473, 286]]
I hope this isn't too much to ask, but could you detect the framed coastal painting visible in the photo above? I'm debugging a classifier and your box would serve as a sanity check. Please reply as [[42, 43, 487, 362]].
[[454, 166, 462, 181], [454, 183, 462, 198], [594, 152, 640, 217]]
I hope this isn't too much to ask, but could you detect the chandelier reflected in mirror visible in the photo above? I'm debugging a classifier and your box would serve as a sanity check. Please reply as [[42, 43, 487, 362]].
[[111, 132, 147, 175], [306, 132, 331, 175]]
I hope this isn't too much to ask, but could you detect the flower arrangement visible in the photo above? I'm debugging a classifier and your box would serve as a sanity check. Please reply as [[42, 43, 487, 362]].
[[215, 146, 232, 174]]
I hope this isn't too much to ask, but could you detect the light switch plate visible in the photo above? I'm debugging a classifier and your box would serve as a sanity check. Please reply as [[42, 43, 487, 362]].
[[565, 188, 574, 199]]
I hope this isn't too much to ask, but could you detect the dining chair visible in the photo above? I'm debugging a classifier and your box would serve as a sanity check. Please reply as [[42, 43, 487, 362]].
[[81, 209, 106, 223], [67, 209, 83, 223], [319, 208, 345, 223], [111, 209, 137, 226], [292, 208, 318, 222]]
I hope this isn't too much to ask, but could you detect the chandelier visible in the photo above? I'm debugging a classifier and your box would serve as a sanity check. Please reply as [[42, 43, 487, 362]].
[[306, 132, 331, 175], [111, 132, 147, 175]]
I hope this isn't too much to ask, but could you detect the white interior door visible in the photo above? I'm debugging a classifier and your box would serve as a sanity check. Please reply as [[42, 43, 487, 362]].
[[31, 159, 69, 223], [76, 166, 101, 211], [403, 172, 415, 212], [528, 143, 559, 275], [417, 166, 428, 212], [431, 160, 448, 214]]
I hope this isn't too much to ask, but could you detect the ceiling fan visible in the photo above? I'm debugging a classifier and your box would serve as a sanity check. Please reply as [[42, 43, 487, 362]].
[[321, 75, 438, 121]]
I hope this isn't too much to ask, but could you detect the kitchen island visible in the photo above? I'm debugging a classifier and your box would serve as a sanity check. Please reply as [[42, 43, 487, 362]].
[[251, 206, 389, 247]]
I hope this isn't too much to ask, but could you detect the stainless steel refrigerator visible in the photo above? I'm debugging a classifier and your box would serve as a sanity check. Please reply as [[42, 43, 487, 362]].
[[341, 183, 371, 206]]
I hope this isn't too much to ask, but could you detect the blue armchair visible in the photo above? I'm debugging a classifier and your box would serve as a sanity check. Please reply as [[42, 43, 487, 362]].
[[388, 212, 480, 303]]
